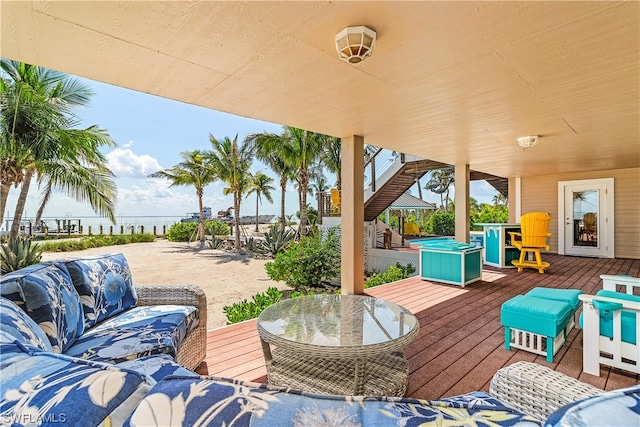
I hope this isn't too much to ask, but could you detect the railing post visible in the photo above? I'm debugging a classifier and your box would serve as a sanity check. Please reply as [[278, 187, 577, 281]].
[[371, 156, 376, 193]]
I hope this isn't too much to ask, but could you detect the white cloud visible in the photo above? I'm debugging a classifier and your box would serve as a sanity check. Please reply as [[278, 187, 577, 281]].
[[106, 147, 163, 178]]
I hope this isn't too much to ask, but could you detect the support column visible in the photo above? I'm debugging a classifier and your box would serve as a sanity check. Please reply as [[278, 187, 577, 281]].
[[341, 135, 365, 295], [509, 177, 521, 223], [454, 162, 470, 243]]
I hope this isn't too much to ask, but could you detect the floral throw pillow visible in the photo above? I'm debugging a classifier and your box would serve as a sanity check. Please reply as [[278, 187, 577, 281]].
[[0, 263, 84, 353], [0, 296, 53, 352], [62, 253, 138, 328]]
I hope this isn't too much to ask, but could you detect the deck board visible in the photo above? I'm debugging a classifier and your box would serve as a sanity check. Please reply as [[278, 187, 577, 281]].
[[201, 253, 640, 399]]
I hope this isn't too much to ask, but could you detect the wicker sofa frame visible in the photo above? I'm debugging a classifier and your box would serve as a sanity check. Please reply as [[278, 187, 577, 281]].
[[490, 361, 604, 421], [136, 284, 207, 371]]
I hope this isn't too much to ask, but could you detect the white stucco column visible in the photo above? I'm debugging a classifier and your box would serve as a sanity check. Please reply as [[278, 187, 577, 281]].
[[341, 135, 365, 295], [454, 162, 470, 243]]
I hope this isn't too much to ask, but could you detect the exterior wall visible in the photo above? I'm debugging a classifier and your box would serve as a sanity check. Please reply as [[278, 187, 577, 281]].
[[520, 167, 639, 259]]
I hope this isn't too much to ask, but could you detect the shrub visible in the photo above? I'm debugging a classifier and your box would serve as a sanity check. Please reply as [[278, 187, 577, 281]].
[[223, 288, 316, 324], [429, 212, 455, 236], [258, 226, 296, 257], [365, 263, 416, 289], [165, 222, 198, 242], [38, 234, 155, 252], [208, 237, 225, 250], [1, 237, 43, 274], [223, 287, 282, 324], [265, 229, 340, 291], [204, 219, 230, 236]]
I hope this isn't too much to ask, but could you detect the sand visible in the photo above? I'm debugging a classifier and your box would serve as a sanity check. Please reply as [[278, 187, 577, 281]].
[[40, 226, 287, 331]]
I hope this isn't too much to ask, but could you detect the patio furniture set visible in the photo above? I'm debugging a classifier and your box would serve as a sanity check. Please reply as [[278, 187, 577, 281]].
[[1, 253, 639, 425]]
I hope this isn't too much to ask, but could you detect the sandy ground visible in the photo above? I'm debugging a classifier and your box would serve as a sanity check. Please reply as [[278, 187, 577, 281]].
[[41, 225, 286, 331]]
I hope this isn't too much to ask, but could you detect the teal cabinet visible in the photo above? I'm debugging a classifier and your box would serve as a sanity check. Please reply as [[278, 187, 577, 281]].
[[419, 241, 482, 287], [477, 223, 521, 268]]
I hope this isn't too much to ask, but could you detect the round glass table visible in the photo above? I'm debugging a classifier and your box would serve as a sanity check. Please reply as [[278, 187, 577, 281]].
[[256, 294, 419, 396]]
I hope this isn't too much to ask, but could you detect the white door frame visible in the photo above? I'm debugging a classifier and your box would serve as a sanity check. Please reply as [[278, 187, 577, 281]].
[[557, 178, 614, 258]]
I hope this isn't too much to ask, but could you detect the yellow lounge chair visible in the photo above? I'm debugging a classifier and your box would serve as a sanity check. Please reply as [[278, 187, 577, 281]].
[[508, 212, 551, 273]]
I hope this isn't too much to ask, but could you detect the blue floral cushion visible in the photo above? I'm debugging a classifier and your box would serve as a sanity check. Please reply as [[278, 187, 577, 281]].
[[65, 305, 198, 364], [117, 354, 197, 384], [0, 340, 152, 426], [0, 296, 52, 352], [0, 263, 84, 353], [545, 383, 640, 426], [62, 253, 138, 328], [125, 376, 540, 426]]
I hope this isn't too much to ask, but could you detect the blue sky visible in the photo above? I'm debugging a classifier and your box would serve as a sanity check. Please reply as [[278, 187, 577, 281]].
[[3, 75, 499, 228]]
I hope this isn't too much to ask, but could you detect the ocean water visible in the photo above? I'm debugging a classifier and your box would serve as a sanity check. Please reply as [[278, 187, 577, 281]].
[[2, 215, 184, 235]]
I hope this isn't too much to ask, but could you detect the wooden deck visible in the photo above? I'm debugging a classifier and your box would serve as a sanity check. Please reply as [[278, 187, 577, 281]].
[[198, 254, 640, 399]]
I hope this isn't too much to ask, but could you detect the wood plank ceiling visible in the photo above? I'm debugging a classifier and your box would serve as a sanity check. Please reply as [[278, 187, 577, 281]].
[[2, 1, 638, 180]]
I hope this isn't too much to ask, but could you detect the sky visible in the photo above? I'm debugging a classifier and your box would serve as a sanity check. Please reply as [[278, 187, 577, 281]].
[[2, 75, 499, 229]]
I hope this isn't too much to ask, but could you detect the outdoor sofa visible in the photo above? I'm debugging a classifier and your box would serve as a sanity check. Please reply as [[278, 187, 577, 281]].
[[1, 253, 639, 426]]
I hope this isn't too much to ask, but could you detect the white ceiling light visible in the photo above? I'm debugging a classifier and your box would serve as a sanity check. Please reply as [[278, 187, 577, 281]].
[[517, 135, 539, 149], [335, 26, 376, 64]]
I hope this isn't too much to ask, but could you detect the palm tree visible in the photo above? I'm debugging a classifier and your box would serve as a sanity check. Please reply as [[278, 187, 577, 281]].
[[248, 126, 324, 234], [425, 168, 455, 211], [149, 150, 216, 248], [492, 193, 508, 206], [0, 60, 117, 240], [207, 134, 253, 249], [308, 176, 330, 197], [247, 171, 275, 232], [321, 136, 341, 190], [245, 145, 296, 231]]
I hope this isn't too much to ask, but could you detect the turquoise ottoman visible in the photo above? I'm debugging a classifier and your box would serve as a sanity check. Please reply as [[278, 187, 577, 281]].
[[526, 287, 582, 332], [501, 295, 574, 362]]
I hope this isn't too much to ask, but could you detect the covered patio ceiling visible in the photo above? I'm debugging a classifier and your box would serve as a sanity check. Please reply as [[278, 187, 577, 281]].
[[2, 1, 638, 180]]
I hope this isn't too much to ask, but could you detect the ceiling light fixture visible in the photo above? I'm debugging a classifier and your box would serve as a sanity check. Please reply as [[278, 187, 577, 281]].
[[517, 135, 539, 149], [335, 26, 376, 64]]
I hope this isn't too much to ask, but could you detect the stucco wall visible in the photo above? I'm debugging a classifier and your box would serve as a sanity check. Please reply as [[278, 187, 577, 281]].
[[519, 167, 639, 259]]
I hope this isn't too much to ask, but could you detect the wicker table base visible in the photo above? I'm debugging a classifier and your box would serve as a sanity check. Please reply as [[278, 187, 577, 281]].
[[257, 295, 419, 398], [267, 348, 408, 397]]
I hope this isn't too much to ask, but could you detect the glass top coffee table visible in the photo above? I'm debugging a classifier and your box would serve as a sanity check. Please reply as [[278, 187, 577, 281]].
[[256, 294, 419, 396]]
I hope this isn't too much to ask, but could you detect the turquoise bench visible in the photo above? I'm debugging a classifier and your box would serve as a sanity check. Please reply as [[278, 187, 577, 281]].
[[526, 287, 583, 333], [501, 295, 574, 362]]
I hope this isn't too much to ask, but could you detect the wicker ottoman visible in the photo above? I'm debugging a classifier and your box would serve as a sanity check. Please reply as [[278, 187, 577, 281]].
[[525, 287, 582, 333], [501, 295, 574, 362]]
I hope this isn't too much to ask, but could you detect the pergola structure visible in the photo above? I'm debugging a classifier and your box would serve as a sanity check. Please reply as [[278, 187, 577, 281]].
[[2, 2, 638, 294]]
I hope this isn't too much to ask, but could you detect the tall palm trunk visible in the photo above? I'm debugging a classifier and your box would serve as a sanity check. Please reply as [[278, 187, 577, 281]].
[[0, 183, 10, 227], [9, 169, 34, 240], [254, 193, 260, 232], [197, 188, 206, 249], [298, 167, 308, 235], [233, 192, 241, 249], [34, 186, 52, 226], [279, 178, 287, 231]]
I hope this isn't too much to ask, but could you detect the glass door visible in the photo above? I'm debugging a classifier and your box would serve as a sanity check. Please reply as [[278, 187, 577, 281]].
[[559, 178, 614, 258]]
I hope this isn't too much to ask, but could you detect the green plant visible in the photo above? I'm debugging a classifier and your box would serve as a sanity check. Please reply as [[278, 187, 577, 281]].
[[429, 212, 455, 236], [165, 222, 198, 242], [265, 229, 340, 291], [204, 219, 230, 236], [38, 233, 155, 252], [364, 263, 416, 289], [1, 237, 43, 274], [223, 287, 283, 324], [258, 226, 296, 257], [208, 236, 225, 250], [245, 236, 259, 252]]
